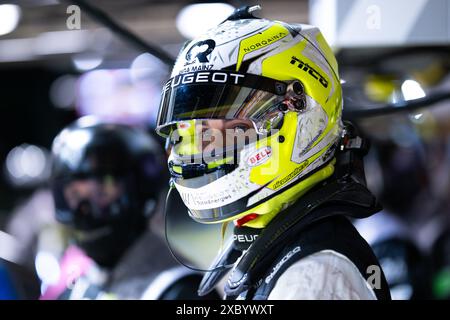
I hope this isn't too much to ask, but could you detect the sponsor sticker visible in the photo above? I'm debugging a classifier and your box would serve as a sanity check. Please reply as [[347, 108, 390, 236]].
[[247, 147, 272, 167], [178, 121, 191, 130]]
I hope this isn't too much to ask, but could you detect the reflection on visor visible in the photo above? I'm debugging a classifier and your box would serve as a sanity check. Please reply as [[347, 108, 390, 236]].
[[170, 119, 258, 161], [156, 71, 288, 137]]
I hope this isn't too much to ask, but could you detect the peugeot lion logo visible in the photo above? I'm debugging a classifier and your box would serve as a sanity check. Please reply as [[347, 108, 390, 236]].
[[185, 39, 216, 64]]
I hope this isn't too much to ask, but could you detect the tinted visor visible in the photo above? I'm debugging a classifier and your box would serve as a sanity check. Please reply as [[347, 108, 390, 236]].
[[156, 71, 287, 137], [53, 175, 129, 230]]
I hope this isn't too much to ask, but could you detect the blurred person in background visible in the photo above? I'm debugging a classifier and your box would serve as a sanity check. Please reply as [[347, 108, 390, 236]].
[[344, 48, 450, 299], [40, 117, 218, 300], [354, 139, 432, 299]]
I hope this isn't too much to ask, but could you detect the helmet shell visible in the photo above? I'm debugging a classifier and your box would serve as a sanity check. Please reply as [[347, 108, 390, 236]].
[[160, 18, 343, 226]]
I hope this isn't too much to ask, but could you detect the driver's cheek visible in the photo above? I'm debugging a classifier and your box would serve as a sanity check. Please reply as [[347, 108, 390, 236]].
[[202, 128, 228, 155]]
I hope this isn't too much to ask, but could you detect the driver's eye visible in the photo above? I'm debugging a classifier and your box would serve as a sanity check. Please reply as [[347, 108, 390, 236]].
[[232, 124, 251, 134]]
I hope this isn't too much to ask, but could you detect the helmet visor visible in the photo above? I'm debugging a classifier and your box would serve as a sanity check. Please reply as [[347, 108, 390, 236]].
[[156, 71, 288, 137], [53, 175, 128, 229]]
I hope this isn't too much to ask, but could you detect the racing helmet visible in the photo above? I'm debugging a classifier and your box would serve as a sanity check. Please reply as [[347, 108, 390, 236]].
[[51, 117, 167, 266], [156, 12, 343, 228]]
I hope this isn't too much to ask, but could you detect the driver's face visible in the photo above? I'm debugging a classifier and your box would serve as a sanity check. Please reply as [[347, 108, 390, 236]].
[[198, 119, 256, 154]]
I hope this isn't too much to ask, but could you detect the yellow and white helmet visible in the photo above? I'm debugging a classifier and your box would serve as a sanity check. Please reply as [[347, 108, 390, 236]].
[[156, 14, 343, 228]]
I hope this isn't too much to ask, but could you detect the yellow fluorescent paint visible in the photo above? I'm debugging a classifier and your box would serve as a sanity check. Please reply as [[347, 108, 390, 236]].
[[249, 111, 335, 189], [244, 159, 335, 228], [236, 23, 290, 71], [172, 165, 182, 174], [173, 120, 202, 156], [207, 156, 234, 170], [315, 33, 339, 76], [196, 158, 336, 227], [261, 40, 332, 108], [259, 37, 342, 158], [249, 112, 296, 185]]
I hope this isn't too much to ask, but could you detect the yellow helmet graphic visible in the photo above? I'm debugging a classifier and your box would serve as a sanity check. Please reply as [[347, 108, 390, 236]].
[[157, 16, 343, 228]]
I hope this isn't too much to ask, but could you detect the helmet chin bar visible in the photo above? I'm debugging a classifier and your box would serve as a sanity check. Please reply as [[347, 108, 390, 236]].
[[169, 160, 238, 180]]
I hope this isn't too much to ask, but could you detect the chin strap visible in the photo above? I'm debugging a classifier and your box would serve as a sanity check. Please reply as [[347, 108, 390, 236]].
[[163, 184, 205, 273], [197, 239, 242, 296]]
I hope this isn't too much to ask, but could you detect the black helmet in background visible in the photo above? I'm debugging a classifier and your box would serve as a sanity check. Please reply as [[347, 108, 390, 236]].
[[50, 117, 168, 267]]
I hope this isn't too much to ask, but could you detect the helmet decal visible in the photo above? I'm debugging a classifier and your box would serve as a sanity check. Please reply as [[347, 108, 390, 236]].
[[185, 39, 216, 64]]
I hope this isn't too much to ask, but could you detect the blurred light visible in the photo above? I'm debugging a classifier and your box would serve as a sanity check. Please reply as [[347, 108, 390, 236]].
[[130, 53, 165, 83], [409, 111, 430, 125], [35, 252, 61, 285], [77, 115, 101, 128], [78, 69, 115, 98], [401, 80, 426, 101], [6, 145, 46, 179], [0, 38, 33, 62], [61, 130, 91, 155], [5, 144, 51, 187], [50, 75, 78, 110], [34, 30, 90, 55], [176, 3, 235, 39], [390, 90, 402, 104], [390, 284, 413, 300], [0, 29, 103, 62], [21, 145, 46, 178], [0, 4, 21, 36], [72, 53, 103, 71], [77, 69, 160, 126], [6, 147, 24, 179]]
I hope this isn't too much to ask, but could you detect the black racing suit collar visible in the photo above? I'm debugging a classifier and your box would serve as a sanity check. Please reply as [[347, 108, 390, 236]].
[[198, 173, 382, 296]]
